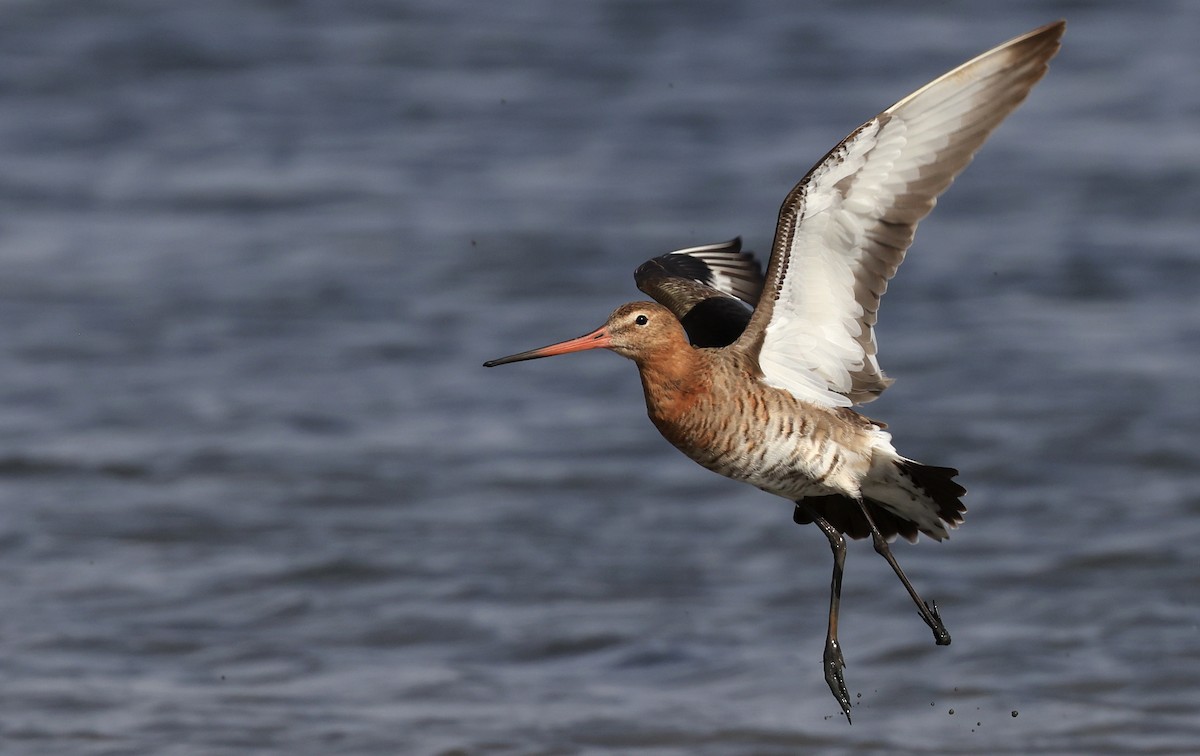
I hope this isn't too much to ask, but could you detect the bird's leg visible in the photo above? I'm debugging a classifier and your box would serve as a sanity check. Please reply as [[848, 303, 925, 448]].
[[854, 499, 951, 646], [795, 501, 852, 723]]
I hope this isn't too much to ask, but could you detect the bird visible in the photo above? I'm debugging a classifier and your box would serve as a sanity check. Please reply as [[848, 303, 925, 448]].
[[484, 21, 1064, 721]]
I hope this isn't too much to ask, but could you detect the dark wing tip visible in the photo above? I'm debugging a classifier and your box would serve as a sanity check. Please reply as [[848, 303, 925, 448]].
[[637, 238, 764, 305]]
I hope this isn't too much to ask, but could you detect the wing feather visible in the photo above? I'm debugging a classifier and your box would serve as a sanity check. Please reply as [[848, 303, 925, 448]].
[[736, 21, 1064, 407], [634, 239, 765, 347]]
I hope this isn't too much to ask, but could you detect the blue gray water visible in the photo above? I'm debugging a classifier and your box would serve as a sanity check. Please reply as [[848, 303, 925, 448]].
[[1, 1, 1198, 753]]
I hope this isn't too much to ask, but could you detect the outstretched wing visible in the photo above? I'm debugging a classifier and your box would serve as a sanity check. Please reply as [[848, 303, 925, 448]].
[[635, 238, 765, 347], [737, 21, 1064, 406]]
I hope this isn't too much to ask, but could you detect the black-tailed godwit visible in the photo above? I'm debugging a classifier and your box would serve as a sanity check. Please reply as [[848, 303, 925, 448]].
[[485, 21, 1064, 721]]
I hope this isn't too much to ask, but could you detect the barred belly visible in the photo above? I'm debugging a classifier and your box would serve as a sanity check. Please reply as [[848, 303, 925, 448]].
[[651, 384, 873, 502]]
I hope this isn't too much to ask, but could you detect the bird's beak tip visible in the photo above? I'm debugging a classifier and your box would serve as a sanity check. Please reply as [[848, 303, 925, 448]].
[[482, 325, 612, 369]]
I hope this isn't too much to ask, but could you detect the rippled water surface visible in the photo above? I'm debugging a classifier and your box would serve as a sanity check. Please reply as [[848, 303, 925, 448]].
[[1, 1, 1198, 753]]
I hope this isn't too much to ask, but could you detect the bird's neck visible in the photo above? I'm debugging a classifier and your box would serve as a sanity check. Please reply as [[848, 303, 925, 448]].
[[634, 345, 712, 432], [634, 339, 703, 388]]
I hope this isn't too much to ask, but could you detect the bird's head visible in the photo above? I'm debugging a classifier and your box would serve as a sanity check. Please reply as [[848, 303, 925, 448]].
[[483, 301, 686, 367]]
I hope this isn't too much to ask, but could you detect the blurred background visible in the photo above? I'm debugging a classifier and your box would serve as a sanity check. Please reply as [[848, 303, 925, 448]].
[[1, 1, 1197, 753]]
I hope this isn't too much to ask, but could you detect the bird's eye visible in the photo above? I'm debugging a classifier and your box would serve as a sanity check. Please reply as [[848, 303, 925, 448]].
[[635, 314, 649, 326]]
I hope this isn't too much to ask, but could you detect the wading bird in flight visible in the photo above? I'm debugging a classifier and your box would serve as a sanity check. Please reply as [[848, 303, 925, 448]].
[[485, 21, 1064, 721]]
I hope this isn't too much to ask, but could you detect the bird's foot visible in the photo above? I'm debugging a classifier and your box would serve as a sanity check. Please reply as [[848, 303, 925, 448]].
[[923, 600, 952, 646], [823, 638, 852, 723]]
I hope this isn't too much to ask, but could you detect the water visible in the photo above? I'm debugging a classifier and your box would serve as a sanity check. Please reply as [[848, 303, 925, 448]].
[[1, 1, 1198, 753]]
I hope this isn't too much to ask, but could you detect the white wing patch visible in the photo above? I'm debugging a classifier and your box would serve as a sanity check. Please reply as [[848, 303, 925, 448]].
[[759, 121, 893, 407], [667, 240, 763, 306], [748, 22, 1063, 408]]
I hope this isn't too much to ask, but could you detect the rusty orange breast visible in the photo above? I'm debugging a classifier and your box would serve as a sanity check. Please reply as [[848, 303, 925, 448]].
[[636, 347, 749, 456]]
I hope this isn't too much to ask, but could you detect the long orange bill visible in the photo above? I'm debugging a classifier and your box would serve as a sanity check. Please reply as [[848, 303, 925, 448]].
[[483, 324, 612, 367]]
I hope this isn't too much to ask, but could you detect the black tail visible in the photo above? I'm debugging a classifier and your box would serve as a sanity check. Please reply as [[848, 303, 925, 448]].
[[897, 460, 967, 534], [793, 463, 966, 544]]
